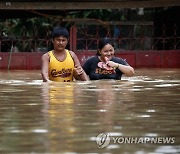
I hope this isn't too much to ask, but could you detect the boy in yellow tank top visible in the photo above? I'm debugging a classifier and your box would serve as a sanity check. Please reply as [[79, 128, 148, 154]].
[[41, 27, 89, 82]]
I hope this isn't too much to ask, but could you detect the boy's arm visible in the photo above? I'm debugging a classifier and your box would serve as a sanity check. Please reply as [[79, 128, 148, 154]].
[[69, 51, 89, 81], [41, 53, 51, 82]]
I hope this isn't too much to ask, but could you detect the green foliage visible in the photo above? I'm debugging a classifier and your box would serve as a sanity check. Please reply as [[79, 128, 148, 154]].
[[0, 9, 153, 52], [0, 17, 54, 52]]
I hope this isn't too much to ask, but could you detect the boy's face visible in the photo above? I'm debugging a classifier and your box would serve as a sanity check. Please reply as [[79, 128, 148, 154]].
[[53, 36, 68, 51]]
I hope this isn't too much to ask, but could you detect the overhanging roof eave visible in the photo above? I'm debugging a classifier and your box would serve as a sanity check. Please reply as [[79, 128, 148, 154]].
[[0, 1, 180, 10]]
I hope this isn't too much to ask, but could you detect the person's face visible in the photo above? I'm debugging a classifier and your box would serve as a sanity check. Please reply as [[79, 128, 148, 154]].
[[99, 43, 114, 60], [53, 36, 68, 51]]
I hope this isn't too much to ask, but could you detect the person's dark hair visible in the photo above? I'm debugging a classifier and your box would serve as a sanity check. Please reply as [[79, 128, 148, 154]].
[[96, 38, 113, 55], [51, 27, 69, 40]]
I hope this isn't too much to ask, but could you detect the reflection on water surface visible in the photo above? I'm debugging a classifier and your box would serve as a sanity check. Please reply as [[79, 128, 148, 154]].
[[0, 69, 180, 153]]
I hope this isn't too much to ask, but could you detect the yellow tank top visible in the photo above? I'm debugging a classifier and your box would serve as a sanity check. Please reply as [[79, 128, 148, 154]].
[[48, 50, 74, 82]]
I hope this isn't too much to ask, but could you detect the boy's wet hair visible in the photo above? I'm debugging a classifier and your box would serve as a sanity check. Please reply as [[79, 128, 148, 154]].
[[51, 27, 69, 40]]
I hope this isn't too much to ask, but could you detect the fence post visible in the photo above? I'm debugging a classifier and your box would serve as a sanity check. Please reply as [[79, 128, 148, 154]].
[[70, 25, 77, 52]]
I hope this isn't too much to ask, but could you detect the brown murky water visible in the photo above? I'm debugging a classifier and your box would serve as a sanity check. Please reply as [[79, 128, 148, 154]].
[[0, 69, 180, 153]]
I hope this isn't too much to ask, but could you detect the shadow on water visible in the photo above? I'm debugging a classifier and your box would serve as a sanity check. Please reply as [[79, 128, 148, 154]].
[[0, 69, 180, 153]]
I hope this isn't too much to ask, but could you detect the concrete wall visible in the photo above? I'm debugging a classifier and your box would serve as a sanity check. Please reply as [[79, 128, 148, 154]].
[[0, 50, 180, 70]]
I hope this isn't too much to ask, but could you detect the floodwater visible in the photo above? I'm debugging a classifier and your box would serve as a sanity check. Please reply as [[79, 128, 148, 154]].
[[0, 69, 180, 153]]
